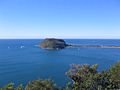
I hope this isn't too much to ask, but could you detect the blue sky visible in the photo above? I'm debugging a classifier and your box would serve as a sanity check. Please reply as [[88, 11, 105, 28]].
[[0, 0, 120, 39]]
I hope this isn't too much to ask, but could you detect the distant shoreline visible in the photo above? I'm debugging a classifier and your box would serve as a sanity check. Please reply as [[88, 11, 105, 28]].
[[67, 44, 120, 49]]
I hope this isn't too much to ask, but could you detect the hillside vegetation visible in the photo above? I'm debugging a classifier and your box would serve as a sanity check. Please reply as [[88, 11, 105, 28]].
[[0, 62, 120, 90]]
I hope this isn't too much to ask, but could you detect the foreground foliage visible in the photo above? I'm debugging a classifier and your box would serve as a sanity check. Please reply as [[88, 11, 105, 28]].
[[25, 79, 58, 90], [1, 62, 120, 90], [66, 62, 120, 90]]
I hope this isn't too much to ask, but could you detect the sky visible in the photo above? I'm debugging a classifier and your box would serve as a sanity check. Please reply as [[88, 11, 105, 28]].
[[0, 0, 120, 39]]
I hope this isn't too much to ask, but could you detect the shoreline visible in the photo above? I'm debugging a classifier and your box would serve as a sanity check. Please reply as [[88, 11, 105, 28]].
[[67, 44, 120, 49]]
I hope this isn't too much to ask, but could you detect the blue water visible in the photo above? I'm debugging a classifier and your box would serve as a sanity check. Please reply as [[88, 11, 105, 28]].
[[0, 39, 120, 87]]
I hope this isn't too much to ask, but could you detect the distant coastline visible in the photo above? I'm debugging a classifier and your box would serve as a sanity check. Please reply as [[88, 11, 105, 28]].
[[67, 44, 120, 49]]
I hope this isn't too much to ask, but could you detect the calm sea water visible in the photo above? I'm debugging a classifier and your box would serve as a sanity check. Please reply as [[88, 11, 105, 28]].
[[0, 39, 120, 87]]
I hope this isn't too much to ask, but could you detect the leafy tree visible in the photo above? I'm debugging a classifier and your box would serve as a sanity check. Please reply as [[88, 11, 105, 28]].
[[108, 62, 120, 89], [66, 63, 120, 90], [66, 64, 100, 90]]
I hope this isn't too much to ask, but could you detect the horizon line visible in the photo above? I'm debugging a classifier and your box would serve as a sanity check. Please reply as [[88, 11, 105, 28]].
[[0, 38, 120, 40]]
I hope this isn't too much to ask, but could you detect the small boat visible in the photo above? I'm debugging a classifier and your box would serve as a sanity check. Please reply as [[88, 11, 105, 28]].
[[20, 46, 25, 48]]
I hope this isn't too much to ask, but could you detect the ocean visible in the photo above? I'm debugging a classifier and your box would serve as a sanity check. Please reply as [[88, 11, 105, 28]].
[[0, 39, 120, 87]]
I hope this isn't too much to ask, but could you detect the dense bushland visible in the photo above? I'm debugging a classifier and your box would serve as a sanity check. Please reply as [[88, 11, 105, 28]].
[[0, 62, 120, 90]]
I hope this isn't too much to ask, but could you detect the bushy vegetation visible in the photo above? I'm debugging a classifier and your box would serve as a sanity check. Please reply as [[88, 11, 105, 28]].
[[0, 83, 22, 90], [25, 79, 58, 90], [66, 63, 120, 90], [0, 80, 58, 90], [1, 62, 120, 90]]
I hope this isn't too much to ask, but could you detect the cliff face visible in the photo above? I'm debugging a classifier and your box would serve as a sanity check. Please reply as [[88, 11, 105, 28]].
[[40, 38, 67, 50]]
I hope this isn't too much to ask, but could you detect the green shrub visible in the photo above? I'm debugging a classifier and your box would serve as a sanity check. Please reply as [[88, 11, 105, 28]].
[[25, 79, 59, 90], [66, 64, 101, 90], [0, 83, 23, 90], [108, 62, 120, 89], [66, 62, 120, 90]]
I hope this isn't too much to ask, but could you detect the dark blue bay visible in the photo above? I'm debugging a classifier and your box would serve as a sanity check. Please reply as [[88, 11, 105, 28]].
[[0, 39, 120, 87]]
